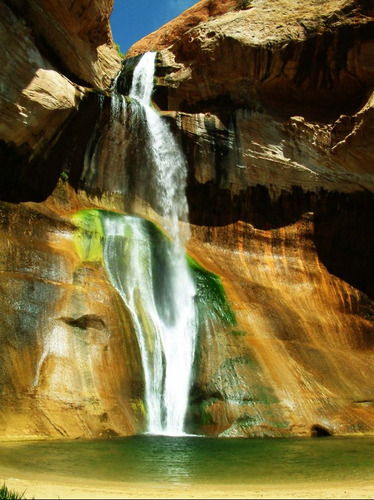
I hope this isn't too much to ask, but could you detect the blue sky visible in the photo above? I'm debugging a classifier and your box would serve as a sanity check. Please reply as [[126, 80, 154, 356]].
[[110, 0, 196, 55]]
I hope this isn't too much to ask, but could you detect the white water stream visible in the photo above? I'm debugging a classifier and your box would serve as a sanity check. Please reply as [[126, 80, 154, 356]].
[[103, 52, 197, 435]]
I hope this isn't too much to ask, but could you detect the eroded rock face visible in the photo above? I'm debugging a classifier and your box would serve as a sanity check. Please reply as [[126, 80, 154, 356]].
[[5, 0, 120, 89], [185, 214, 374, 437], [0, 199, 145, 439], [127, 0, 237, 57], [151, 0, 373, 115], [0, 2, 81, 154], [149, 0, 374, 195], [0, 0, 143, 439], [0, 0, 121, 203]]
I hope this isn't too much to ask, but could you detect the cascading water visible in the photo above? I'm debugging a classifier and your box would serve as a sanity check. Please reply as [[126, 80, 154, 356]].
[[129, 52, 190, 240], [103, 52, 197, 436]]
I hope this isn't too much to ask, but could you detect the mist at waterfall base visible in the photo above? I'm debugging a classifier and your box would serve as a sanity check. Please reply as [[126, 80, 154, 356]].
[[1, 435, 374, 487]]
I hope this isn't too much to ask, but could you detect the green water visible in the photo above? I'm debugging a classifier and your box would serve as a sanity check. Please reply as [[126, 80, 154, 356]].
[[0, 435, 373, 486]]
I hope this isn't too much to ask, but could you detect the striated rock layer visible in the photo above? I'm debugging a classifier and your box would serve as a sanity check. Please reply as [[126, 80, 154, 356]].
[[185, 215, 374, 437], [0, 0, 374, 439]]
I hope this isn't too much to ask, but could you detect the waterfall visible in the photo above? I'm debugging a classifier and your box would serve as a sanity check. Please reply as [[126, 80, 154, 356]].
[[104, 52, 197, 436], [129, 52, 189, 242]]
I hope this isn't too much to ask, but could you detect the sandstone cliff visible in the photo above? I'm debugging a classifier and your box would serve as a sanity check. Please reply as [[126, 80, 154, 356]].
[[0, 0, 374, 440], [130, 0, 374, 437], [0, 0, 141, 439]]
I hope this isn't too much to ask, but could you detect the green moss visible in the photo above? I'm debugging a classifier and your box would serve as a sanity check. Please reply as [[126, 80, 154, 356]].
[[235, 0, 252, 9], [259, 408, 290, 430], [231, 329, 247, 336], [72, 209, 236, 329], [187, 255, 236, 327], [200, 400, 214, 426], [250, 384, 280, 405], [272, 420, 290, 429], [236, 413, 262, 429], [197, 397, 222, 426], [131, 399, 147, 418], [72, 209, 105, 263], [60, 170, 69, 182], [220, 356, 257, 371], [115, 42, 125, 59]]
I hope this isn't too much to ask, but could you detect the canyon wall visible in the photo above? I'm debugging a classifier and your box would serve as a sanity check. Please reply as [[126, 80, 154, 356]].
[[0, 0, 374, 439], [0, 0, 145, 439], [130, 0, 374, 437]]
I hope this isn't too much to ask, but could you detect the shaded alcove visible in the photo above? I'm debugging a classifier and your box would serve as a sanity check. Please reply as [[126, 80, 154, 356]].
[[186, 178, 374, 304], [311, 424, 332, 437], [0, 91, 102, 203]]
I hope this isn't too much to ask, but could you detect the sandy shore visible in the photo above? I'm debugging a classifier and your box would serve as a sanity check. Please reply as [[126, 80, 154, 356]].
[[1, 467, 373, 500]]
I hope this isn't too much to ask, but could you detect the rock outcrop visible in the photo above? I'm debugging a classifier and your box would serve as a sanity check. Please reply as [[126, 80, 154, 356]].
[[148, 0, 374, 190], [0, 0, 121, 202], [1, 0, 374, 439], [5, 0, 120, 89], [127, 0, 237, 57]]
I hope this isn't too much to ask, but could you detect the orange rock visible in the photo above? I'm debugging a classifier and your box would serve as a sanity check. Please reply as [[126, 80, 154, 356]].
[[127, 0, 237, 57]]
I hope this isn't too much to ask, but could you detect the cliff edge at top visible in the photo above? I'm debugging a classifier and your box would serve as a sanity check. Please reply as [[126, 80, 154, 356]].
[[130, 0, 373, 117], [127, 0, 238, 57]]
